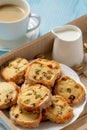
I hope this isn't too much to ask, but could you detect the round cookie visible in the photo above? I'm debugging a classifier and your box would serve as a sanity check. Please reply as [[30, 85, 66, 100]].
[[54, 75, 85, 105], [18, 84, 52, 112], [0, 82, 19, 109], [25, 58, 61, 90], [45, 95, 73, 123], [0, 57, 29, 85], [10, 104, 42, 128]]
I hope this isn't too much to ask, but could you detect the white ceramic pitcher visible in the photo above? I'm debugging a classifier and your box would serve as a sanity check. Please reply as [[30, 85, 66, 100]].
[[52, 25, 84, 67]]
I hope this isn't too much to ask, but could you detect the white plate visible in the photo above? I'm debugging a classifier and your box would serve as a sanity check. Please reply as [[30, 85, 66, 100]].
[[15, 63, 86, 130], [0, 19, 39, 50], [60, 63, 80, 82]]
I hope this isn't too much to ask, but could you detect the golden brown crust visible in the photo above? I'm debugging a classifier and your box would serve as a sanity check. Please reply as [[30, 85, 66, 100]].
[[10, 104, 42, 128], [0, 58, 29, 85], [18, 84, 52, 112], [25, 58, 61, 90], [45, 95, 73, 124], [20, 82, 31, 92], [53, 75, 85, 106], [0, 82, 19, 109]]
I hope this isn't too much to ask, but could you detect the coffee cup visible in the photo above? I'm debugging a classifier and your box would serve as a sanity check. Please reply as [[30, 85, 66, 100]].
[[0, 0, 40, 40], [52, 25, 84, 67]]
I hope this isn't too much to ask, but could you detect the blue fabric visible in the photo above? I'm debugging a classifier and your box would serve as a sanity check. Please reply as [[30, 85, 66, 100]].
[[0, 50, 9, 55], [27, 0, 87, 35], [0, 118, 11, 130]]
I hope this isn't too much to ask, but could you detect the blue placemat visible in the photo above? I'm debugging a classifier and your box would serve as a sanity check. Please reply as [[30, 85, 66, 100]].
[[0, 50, 9, 55]]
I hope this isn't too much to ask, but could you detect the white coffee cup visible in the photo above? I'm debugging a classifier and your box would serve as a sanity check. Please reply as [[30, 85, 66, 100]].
[[52, 25, 84, 67], [0, 0, 40, 40]]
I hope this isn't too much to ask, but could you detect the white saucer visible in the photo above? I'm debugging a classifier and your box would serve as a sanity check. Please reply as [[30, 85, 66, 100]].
[[0, 19, 39, 51]]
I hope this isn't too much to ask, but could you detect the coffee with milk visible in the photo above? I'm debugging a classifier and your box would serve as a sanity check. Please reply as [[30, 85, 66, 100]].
[[0, 4, 27, 22], [0, 0, 40, 40]]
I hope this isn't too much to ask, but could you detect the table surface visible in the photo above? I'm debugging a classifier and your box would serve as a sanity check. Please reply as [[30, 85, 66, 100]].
[[0, 0, 87, 55]]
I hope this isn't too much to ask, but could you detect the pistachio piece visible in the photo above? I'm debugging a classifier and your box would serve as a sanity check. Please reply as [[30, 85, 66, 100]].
[[34, 54, 45, 59], [67, 88, 71, 93], [83, 43, 87, 52], [73, 64, 83, 71], [83, 69, 87, 77], [57, 111, 62, 115]]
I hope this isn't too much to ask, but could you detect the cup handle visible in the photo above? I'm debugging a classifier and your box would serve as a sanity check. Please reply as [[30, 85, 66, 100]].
[[27, 13, 41, 32]]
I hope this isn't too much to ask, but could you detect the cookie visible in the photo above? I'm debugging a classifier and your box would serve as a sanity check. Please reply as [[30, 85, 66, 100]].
[[18, 84, 52, 112], [25, 58, 61, 90], [53, 75, 85, 105], [0, 82, 19, 109], [45, 95, 73, 123], [10, 104, 42, 128], [0, 57, 29, 85]]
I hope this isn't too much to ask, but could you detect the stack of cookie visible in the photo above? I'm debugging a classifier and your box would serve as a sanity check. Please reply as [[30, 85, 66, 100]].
[[0, 57, 85, 128]]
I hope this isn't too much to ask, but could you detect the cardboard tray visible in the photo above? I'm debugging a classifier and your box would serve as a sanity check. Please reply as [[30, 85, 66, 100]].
[[0, 14, 87, 130]]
